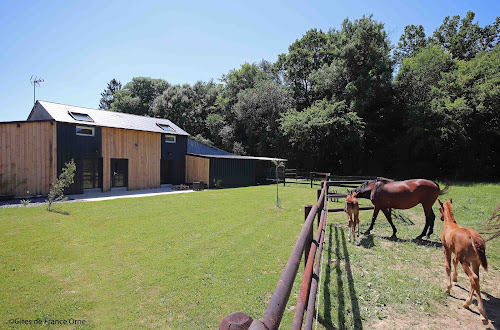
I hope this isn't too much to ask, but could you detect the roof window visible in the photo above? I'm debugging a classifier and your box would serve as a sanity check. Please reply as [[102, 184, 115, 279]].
[[69, 112, 94, 122], [157, 123, 175, 132]]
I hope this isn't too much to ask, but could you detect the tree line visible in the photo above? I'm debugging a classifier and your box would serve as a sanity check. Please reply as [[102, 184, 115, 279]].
[[99, 11, 500, 180]]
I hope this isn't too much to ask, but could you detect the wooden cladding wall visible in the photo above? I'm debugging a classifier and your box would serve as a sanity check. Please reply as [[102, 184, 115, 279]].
[[101, 127, 160, 191], [185, 155, 209, 187], [0, 121, 57, 196]]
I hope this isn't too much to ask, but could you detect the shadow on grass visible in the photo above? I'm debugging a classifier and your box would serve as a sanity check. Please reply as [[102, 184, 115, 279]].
[[359, 234, 375, 249], [317, 224, 363, 329], [454, 284, 500, 329], [361, 233, 443, 249], [47, 209, 70, 215]]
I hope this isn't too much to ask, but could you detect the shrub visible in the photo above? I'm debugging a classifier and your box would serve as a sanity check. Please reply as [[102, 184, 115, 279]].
[[46, 159, 76, 211]]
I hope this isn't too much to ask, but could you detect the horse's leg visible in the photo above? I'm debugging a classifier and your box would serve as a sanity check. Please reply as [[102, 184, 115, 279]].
[[472, 261, 488, 324], [364, 206, 379, 235], [416, 206, 430, 239], [381, 208, 397, 239], [347, 211, 352, 242], [462, 262, 476, 308], [356, 212, 360, 238], [422, 205, 436, 238], [444, 248, 452, 293], [452, 256, 458, 282]]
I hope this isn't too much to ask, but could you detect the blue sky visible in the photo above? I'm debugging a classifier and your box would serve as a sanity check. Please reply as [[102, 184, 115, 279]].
[[0, 0, 498, 121]]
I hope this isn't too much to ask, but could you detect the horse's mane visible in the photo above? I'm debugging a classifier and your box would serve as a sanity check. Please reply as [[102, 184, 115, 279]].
[[355, 177, 392, 193]]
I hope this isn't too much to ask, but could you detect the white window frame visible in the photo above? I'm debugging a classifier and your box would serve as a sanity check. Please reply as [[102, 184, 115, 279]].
[[69, 111, 94, 122], [76, 125, 95, 137], [164, 134, 176, 143], [157, 123, 175, 132]]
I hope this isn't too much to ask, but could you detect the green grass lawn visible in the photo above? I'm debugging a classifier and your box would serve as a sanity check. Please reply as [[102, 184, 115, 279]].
[[317, 182, 500, 329], [1, 183, 499, 329], [0, 185, 316, 329]]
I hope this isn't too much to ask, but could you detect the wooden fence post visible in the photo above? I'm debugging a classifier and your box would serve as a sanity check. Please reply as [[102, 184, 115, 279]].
[[304, 204, 313, 269]]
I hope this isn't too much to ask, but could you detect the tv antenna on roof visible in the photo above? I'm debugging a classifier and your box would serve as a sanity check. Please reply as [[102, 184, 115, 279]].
[[30, 75, 44, 105]]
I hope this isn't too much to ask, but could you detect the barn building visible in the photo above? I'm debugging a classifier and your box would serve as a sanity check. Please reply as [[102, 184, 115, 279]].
[[0, 101, 285, 198]]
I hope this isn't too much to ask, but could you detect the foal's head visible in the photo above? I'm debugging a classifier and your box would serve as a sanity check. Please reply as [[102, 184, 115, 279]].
[[438, 199, 453, 222], [346, 190, 358, 202]]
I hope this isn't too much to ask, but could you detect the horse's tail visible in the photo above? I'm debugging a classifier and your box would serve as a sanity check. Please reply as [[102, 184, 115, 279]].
[[471, 233, 488, 271], [436, 181, 452, 195]]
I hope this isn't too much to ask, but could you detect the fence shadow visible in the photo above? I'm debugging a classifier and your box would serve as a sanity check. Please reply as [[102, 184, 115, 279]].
[[341, 228, 363, 329], [317, 223, 334, 329], [317, 224, 363, 329]]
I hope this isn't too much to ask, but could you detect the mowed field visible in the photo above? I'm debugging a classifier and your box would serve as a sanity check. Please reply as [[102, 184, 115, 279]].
[[1, 183, 499, 329]]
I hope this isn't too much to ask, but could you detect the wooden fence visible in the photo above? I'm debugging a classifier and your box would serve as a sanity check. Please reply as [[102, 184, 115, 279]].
[[220, 178, 378, 329]]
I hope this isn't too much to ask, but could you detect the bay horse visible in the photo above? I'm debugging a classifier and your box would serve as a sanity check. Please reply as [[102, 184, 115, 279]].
[[355, 178, 449, 239], [438, 199, 488, 325], [345, 190, 360, 242]]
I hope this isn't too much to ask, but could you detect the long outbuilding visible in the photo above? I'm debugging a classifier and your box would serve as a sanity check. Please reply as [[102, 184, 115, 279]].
[[0, 101, 285, 197]]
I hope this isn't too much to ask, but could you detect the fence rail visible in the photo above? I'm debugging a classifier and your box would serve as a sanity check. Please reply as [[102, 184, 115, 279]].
[[220, 178, 377, 330]]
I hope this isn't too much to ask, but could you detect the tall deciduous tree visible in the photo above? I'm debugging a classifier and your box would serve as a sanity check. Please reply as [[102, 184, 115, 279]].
[[432, 11, 500, 60], [233, 79, 292, 156], [393, 25, 428, 64], [110, 77, 169, 116], [275, 29, 332, 110]]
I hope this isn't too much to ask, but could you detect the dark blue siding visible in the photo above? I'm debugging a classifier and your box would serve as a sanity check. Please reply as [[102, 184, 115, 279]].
[[57, 123, 102, 194], [209, 158, 255, 187], [161, 134, 187, 184]]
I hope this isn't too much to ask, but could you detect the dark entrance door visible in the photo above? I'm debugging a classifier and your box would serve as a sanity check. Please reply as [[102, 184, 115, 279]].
[[111, 158, 128, 188], [160, 159, 173, 184], [83, 158, 102, 189]]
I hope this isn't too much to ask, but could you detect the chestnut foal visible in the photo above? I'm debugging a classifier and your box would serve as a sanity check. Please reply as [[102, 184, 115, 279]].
[[345, 190, 360, 242], [438, 199, 488, 325]]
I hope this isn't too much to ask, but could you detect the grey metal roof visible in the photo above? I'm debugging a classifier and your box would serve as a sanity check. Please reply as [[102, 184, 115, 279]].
[[187, 138, 233, 156], [28, 100, 190, 136], [188, 153, 287, 162]]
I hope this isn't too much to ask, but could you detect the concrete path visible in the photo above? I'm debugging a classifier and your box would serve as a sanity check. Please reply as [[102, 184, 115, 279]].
[[68, 187, 195, 202], [0, 187, 197, 208]]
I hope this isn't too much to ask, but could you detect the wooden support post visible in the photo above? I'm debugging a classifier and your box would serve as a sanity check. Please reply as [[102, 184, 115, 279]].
[[317, 188, 322, 227], [310, 172, 313, 188], [304, 204, 313, 269]]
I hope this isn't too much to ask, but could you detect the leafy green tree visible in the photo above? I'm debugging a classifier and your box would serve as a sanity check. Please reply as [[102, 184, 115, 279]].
[[275, 29, 332, 110], [432, 11, 500, 60], [99, 79, 122, 110], [233, 79, 292, 156], [395, 45, 454, 106], [431, 46, 500, 178], [393, 25, 428, 64], [111, 77, 169, 116], [281, 99, 364, 170], [152, 84, 195, 131]]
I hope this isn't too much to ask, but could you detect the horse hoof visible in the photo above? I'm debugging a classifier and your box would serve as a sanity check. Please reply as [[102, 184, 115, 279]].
[[390, 235, 397, 241], [452, 277, 458, 282], [463, 301, 471, 308], [364, 231, 371, 235], [415, 235, 424, 240], [482, 318, 488, 325]]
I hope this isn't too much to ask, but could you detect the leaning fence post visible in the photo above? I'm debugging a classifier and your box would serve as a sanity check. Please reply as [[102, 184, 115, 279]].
[[304, 204, 313, 269]]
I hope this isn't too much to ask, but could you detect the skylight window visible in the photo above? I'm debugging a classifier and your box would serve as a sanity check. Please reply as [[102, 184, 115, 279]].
[[157, 123, 175, 132], [69, 112, 94, 122]]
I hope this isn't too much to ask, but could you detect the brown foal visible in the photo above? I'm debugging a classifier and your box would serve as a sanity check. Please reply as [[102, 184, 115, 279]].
[[438, 199, 488, 325], [345, 190, 360, 242]]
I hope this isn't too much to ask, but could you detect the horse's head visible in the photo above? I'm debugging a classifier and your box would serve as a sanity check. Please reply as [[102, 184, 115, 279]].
[[354, 180, 376, 199], [438, 199, 453, 221]]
